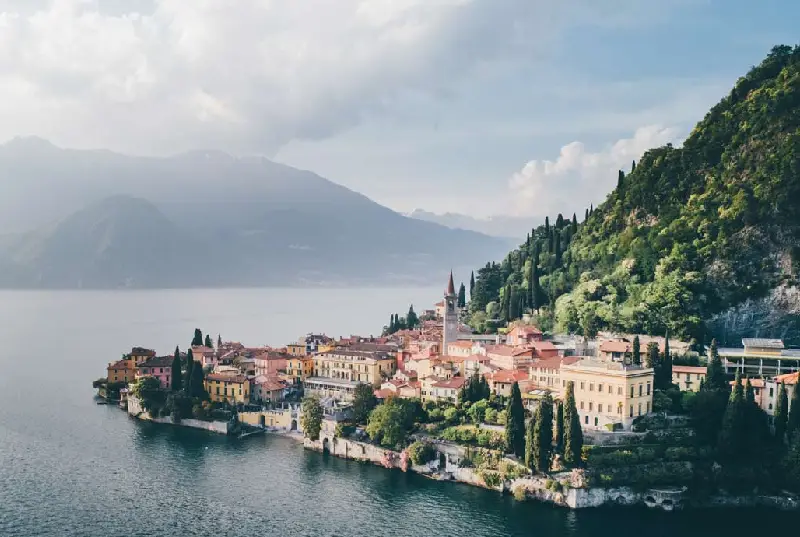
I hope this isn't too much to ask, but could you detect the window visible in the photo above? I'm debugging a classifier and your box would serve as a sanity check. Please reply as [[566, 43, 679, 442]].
[[629, 405, 633, 418], [769, 403, 773, 410], [770, 387, 774, 397], [584, 415, 589, 425], [594, 417, 598, 426], [646, 383, 651, 396], [638, 403, 642, 416], [598, 384, 603, 392], [589, 402, 593, 411], [580, 401, 584, 410], [589, 383, 594, 392], [598, 404, 603, 413], [580, 382, 585, 390], [638, 384, 643, 397], [630, 386, 634, 398], [646, 401, 650, 413], [617, 387, 622, 395], [608, 385, 612, 394]]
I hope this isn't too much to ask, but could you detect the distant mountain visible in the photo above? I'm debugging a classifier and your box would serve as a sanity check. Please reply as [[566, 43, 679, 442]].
[[407, 209, 537, 240], [0, 139, 508, 288]]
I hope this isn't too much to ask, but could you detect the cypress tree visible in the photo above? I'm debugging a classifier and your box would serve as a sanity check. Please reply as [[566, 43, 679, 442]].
[[192, 328, 203, 347], [469, 271, 475, 299], [554, 401, 564, 453], [617, 170, 625, 191], [590, 204, 593, 215], [705, 339, 726, 392], [544, 216, 550, 238], [217, 334, 222, 348], [789, 377, 800, 439], [661, 331, 672, 388], [170, 346, 182, 392], [775, 382, 788, 445], [547, 228, 554, 254], [571, 213, 578, 233], [530, 248, 544, 312], [505, 382, 526, 457], [525, 411, 537, 471], [584, 208, 589, 222], [407, 305, 419, 329], [632, 336, 641, 366], [190, 361, 207, 399], [555, 213, 564, 229], [184, 349, 194, 392], [204, 334, 213, 348], [563, 381, 583, 466], [718, 371, 747, 460], [645, 342, 659, 369], [458, 283, 466, 308], [534, 393, 554, 472], [554, 232, 562, 266], [631, 159, 636, 172]]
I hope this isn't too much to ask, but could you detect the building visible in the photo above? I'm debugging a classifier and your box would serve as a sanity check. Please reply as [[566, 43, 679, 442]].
[[286, 343, 307, 357], [312, 349, 396, 385], [561, 359, 655, 431], [486, 370, 528, 397], [672, 366, 707, 392], [135, 356, 175, 389], [205, 374, 251, 404], [598, 340, 631, 362], [285, 356, 314, 384], [446, 340, 476, 357], [529, 356, 581, 389], [421, 376, 466, 404], [441, 272, 459, 353], [304, 377, 361, 401], [253, 376, 288, 404], [255, 352, 288, 378], [485, 345, 534, 370], [718, 338, 800, 377], [506, 324, 543, 346], [107, 359, 136, 384], [304, 334, 334, 355], [128, 347, 156, 365], [759, 371, 798, 416]]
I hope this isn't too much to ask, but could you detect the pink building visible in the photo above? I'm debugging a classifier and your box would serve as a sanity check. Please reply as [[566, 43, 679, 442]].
[[135, 356, 175, 389], [255, 352, 289, 377], [506, 325, 543, 346]]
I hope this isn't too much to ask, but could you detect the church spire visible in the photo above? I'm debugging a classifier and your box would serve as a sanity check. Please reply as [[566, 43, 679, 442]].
[[446, 270, 456, 296]]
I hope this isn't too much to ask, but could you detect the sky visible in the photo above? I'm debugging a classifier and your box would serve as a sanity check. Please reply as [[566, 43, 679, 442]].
[[0, 0, 797, 221]]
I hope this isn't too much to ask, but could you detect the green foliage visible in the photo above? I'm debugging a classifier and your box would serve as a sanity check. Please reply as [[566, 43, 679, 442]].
[[352, 383, 378, 425], [504, 383, 526, 457], [131, 376, 166, 414], [718, 372, 748, 461], [204, 334, 213, 348], [631, 336, 641, 365], [705, 339, 727, 392], [774, 382, 789, 445], [789, 378, 800, 439], [484, 407, 498, 424], [458, 283, 467, 308], [366, 398, 417, 449], [460, 371, 491, 405], [170, 348, 182, 392], [554, 401, 564, 453], [563, 381, 583, 466], [533, 393, 554, 472], [165, 392, 193, 422], [467, 46, 800, 343], [301, 396, 323, 441], [407, 441, 437, 466], [192, 328, 203, 347], [183, 349, 194, 392], [189, 361, 207, 399], [652, 391, 673, 413], [466, 399, 489, 424]]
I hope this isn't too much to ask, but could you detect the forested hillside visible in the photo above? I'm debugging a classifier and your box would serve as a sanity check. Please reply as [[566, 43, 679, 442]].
[[469, 45, 800, 346]]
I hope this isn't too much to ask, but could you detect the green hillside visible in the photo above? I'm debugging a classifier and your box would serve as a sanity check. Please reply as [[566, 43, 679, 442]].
[[469, 45, 800, 346]]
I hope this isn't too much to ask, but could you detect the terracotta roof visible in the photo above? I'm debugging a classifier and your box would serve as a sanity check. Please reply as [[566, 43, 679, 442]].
[[206, 373, 249, 384], [192, 345, 214, 354], [486, 345, 532, 357], [529, 341, 557, 352], [432, 377, 467, 389], [254, 376, 286, 391], [510, 325, 542, 335], [599, 340, 631, 353], [531, 356, 581, 371], [672, 366, 707, 374], [448, 340, 474, 349], [774, 372, 799, 385], [108, 359, 133, 370], [488, 370, 528, 384], [729, 378, 766, 388], [374, 389, 394, 399]]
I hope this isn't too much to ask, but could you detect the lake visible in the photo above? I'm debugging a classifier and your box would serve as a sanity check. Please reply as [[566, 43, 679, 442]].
[[0, 288, 794, 536]]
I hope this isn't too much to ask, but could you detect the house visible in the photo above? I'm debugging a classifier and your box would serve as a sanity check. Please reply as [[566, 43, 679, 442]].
[[421, 376, 466, 404], [285, 356, 314, 384], [506, 324, 543, 346], [205, 374, 251, 404], [529, 356, 581, 389], [107, 358, 136, 384], [598, 340, 631, 362], [560, 359, 655, 431], [213, 365, 241, 376], [286, 343, 307, 357], [253, 376, 288, 404], [135, 356, 175, 389], [529, 340, 559, 359], [378, 379, 421, 400], [718, 338, 800, 377], [485, 345, 534, 370], [254, 352, 289, 378], [486, 370, 529, 397], [672, 366, 707, 392], [759, 371, 798, 416], [445, 340, 475, 357]]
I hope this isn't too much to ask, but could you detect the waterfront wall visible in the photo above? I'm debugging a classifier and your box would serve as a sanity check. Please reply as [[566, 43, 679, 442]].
[[127, 395, 231, 435]]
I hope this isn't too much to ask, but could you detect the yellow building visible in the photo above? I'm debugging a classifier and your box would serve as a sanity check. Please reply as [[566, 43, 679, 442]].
[[239, 407, 299, 430], [316, 343, 336, 354], [286, 356, 314, 383], [561, 359, 654, 431], [205, 374, 251, 404], [672, 365, 707, 392], [286, 343, 307, 357], [128, 347, 156, 365], [306, 349, 396, 400]]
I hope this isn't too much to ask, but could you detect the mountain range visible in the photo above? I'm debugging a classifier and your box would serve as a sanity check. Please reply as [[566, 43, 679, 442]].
[[407, 209, 537, 239], [0, 138, 510, 289]]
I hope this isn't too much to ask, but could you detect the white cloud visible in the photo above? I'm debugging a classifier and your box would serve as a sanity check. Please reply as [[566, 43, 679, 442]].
[[0, 0, 676, 155], [508, 125, 682, 217]]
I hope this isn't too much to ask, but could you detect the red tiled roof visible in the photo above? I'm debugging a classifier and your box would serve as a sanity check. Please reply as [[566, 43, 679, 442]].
[[775, 372, 799, 385], [206, 373, 249, 384], [448, 340, 474, 348], [432, 377, 467, 389], [108, 359, 133, 370], [374, 389, 394, 399], [486, 345, 532, 357], [510, 325, 542, 335], [599, 340, 631, 353], [531, 356, 581, 371], [488, 370, 528, 384]]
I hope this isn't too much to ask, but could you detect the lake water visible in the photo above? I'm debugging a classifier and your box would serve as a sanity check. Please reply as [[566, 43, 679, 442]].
[[0, 288, 794, 536]]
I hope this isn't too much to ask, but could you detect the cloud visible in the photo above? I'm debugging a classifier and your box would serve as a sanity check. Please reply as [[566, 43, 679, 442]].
[[0, 0, 675, 155], [508, 125, 682, 217]]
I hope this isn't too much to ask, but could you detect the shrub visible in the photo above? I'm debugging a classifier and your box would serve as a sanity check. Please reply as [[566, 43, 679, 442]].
[[479, 470, 502, 488], [443, 407, 459, 424], [407, 441, 437, 466], [484, 407, 498, 424], [428, 408, 444, 422], [512, 485, 527, 501]]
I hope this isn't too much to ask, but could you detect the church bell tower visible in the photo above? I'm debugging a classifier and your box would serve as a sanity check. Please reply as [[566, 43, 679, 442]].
[[442, 271, 458, 354]]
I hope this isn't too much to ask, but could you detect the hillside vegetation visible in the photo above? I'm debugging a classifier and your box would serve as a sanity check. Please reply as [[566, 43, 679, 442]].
[[469, 45, 800, 345]]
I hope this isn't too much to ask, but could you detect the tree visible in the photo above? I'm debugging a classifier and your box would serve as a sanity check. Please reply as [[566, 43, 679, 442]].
[[789, 377, 800, 439], [554, 401, 564, 453], [406, 305, 419, 329], [204, 334, 213, 348], [217, 334, 222, 348], [632, 336, 641, 366], [469, 271, 475, 300], [131, 376, 165, 414], [302, 396, 324, 441], [775, 382, 789, 445], [525, 412, 537, 471], [744, 377, 769, 455], [170, 347, 182, 392], [661, 332, 673, 387], [505, 382, 526, 457], [457, 283, 467, 308], [530, 247, 544, 312], [718, 371, 747, 460], [645, 342, 659, 369], [192, 328, 203, 347], [366, 398, 415, 448], [533, 393, 554, 472], [190, 362, 207, 399], [584, 208, 589, 221], [563, 381, 583, 466], [554, 232, 562, 266], [571, 213, 578, 233], [184, 349, 194, 392], [581, 310, 598, 339], [705, 339, 726, 392], [353, 383, 378, 424]]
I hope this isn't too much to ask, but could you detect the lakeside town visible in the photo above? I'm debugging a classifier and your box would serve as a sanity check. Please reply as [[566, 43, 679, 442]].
[[94, 273, 800, 509]]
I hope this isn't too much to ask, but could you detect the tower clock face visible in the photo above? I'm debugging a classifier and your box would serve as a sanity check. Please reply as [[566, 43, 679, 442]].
[[448, 299, 455, 312]]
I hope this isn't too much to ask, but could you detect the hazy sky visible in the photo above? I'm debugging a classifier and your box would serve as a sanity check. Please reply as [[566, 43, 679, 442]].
[[0, 1, 797, 219]]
